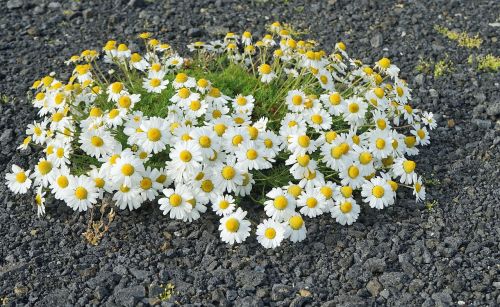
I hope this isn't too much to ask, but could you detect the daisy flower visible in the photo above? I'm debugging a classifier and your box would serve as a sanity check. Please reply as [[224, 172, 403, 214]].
[[263, 187, 296, 222], [26, 120, 48, 144], [107, 82, 127, 102], [139, 169, 163, 201], [170, 87, 200, 106], [113, 184, 143, 210], [50, 168, 73, 200], [79, 128, 116, 158], [412, 175, 426, 202], [342, 97, 367, 126], [233, 94, 255, 113], [297, 189, 325, 218], [305, 107, 332, 132], [143, 77, 168, 93], [284, 214, 307, 242], [5, 165, 32, 194], [64, 175, 99, 212], [137, 117, 169, 153], [166, 141, 203, 183], [213, 156, 244, 193], [33, 158, 56, 187], [110, 150, 145, 187], [219, 208, 251, 245], [235, 142, 271, 171], [331, 198, 360, 225], [392, 157, 417, 184], [421, 111, 437, 130], [183, 198, 207, 223], [158, 185, 193, 220], [411, 124, 430, 146], [287, 133, 317, 157], [258, 64, 276, 83], [286, 90, 307, 113], [375, 57, 400, 77], [172, 72, 196, 89], [212, 194, 236, 216], [361, 177, 395, 209], [368, 129, 393, 159], [190, 127, 221, 159], [130, 52, 149, 71], [339, 163, 366, 188], [34, 186, 46, 217], [256, 219, 286, 249], [117, 94, 141, 110]]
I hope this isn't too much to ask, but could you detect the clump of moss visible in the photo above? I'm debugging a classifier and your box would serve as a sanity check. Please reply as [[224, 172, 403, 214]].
[[415, 57, 454, 78], [158, 283, 175, 301], [434, 25, 482, 49], [468, 54, 500, 72]]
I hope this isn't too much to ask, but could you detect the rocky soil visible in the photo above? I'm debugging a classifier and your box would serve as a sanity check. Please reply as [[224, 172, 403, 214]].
[[0, 0, 499, 306]]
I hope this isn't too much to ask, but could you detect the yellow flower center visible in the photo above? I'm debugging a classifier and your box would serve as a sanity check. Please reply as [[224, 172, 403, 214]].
[[236, 96, 247, 106], [274, 196, 288, 210], [56, 147, 64, 158], [179, 150, 192, 162], [292, 95, 303, 106], [175, 73, 188, 83], [340, 201, 352, 213], [264, 228, 276, 239], [359, 152, 372, 165], [288, 185, 302, 198], [374, 87, 384, 98], [201, 180, 214, 192], [340, 186, 353, 198], [111, 82, 123, 94], [306, 197, 318, 208], [415, 182, 422, 193], [140, 177, 152, 190], [311, 114, 323, 124], [91, 136, 104, 147], [75, 187, 88, 200], [221, 166, 235, 180], [147, 128, 161, 142], [372, 185, 385, 198], [320, 186, 333, 199], [37, 160, 52, 175], [237, 125, 253, 139], [348, 102, 359, 113], [348, 165, 359, 179], [89, 107, 102, 117], [197, 78, 208, 88], [118, 96, 131, 108], [405, 136, 416, 148], [109, 109, 120, 119], [396, 87, 404, 97], [34, 126, 42, 136], [178, 87, 191, 99], [52, 112, 64, 122], [56, 175, 68, 188], [378, 57, 391, 69], [156, 175, 167, 184], [331, 146, 343, 159], [298, 135, 310, 148], [219, 200, 230, 209], [376, 119, 387, 130], [259, 64, 272, 74], [212, 109, 222, 118], [214, 123, 227, 136], [150, 78, 161, 87], [169, 194, 182, 207], [285, 217, 303, 233], [417, 129, 425, 139], [403, 160, 416, 173], [388, 180, 398, 191], [15, 172, 27, 183], [404, 105, 413, 114], [297, 154, 310, 167], [190, 100, 201, 111], [375, 138, 386, 150], [246, 149, 258, 160], [121, 164, 135, 176], [94, 178, 105, 188], [225, 218, 240, 232]]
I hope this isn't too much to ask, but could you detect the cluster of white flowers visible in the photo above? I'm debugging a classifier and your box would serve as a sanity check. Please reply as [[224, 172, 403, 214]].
[[5, 22, 435, 248]]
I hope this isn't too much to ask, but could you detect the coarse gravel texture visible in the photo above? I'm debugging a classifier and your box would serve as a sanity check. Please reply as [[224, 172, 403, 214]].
[[1, 0, 499, 306]]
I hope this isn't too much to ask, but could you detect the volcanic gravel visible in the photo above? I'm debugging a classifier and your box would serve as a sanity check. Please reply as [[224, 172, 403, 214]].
[[1, 0, 499, 306]]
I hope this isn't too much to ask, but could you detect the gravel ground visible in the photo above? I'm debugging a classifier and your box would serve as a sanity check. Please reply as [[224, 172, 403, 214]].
[[1, 0, 499, 306]]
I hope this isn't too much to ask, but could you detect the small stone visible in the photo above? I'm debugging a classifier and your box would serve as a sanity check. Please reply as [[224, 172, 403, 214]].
[[299, 289, 312, 297], [363, 257, 386, 273], [7, 0, 23, 9], [14, 284, 28, 296], [471, 119, 492, 129], [486, 103, 500, 116], [370, 33, 383, 48], [493, 281, 500, 289], [114, 285, 146, 306], [366, 279, 382, 297], [0, 129, 13, 144], [447, 119, 455, 128], [188, 28, 203, 37], [33, 5, 45, 14], [82, 8, 93, 19], [415, 74, 424, 86], [27, 27, 39, 36], [380, 289, 390, 299], [290, 296, 312, 307], [47, 2, 61, 9], [271, 284, 294, 301], [429, 89, 438, 98], [128, 0, 146, 8]]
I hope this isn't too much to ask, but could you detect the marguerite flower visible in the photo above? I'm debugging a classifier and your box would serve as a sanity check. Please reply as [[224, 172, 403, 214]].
[[158, 185, 193, 220], [64, 175, 99, 212], [5, 165, 32, 194], [331, 198, 360, 225], [361, 177, 395, 209], [219, 208, 251, 245], [256, 219, 286, 249]]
